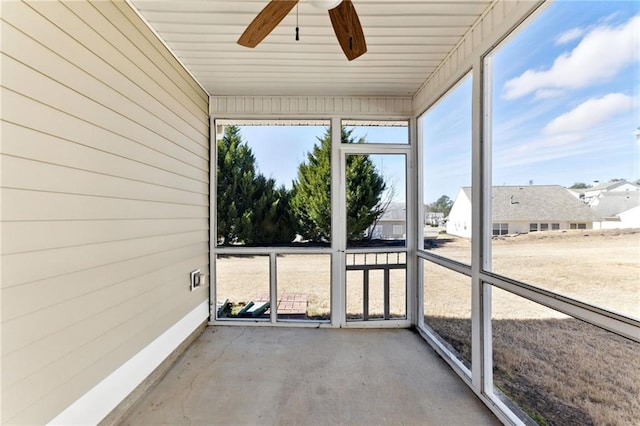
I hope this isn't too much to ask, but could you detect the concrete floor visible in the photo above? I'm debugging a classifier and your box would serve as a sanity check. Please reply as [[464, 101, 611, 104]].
[[120, 326, 499, 426]]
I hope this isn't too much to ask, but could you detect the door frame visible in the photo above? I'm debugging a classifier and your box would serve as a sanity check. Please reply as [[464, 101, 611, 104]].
[[331, 118, 415, 328]]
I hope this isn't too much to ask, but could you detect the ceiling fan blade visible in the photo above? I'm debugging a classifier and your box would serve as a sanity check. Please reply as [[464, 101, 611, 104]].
[[238, 0, 299, 48], [328, 0, 367, 61]]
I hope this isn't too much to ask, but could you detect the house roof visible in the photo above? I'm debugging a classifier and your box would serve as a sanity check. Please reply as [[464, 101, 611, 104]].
[[587, 180, 638, 192], [129, 0, 494, 97], [379, 202, 406, 221], [590, 191, 640, 217], [460, 186, 600, 222]]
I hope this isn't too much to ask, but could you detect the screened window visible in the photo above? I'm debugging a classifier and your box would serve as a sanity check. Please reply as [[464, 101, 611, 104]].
[[421, 74, 473, 264], [216, 120, 331, 247], [345, 153, 406, 247], [342, 120, 409, 144], [486, 0, 638, 320]]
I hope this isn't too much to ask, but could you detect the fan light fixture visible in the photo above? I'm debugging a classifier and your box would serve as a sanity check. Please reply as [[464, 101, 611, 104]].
[[238, 0, 367, 61], [310, 0, 342, 10]]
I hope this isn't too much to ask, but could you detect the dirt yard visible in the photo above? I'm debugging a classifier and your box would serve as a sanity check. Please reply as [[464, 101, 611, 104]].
[[426, 228, 639, 319]]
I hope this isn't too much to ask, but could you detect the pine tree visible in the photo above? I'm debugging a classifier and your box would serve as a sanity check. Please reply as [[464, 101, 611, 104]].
[[217, 126, 297, 245], [216, 126, 256, 245], [345, 153, 386, 240], [291, 128, 386, 241], [249, 176, 297, 244], [290, 132, 332, 241]]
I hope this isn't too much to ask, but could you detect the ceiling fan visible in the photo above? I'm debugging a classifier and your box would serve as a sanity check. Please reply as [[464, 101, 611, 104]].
[[237, 0, 367, 61]]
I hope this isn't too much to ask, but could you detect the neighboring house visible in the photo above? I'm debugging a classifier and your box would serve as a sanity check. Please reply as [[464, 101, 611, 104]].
[[447, 188, 472, 238], [371, 202, 406, 239], [581, 180, 640, 203], [447, 186, 600, 238], [590, 191, 640, 229], [424, 210, 445, 226]]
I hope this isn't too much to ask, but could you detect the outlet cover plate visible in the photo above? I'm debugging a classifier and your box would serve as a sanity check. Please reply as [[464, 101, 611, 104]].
[[190, 269, 201, 291]]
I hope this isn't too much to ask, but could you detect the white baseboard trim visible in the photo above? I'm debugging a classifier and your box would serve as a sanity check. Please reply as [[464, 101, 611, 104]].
[[48, 301, 209, 425]]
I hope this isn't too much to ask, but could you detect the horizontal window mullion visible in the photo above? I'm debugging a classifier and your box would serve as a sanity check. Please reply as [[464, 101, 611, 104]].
[[480, 270, 640, 343], [417, 250, 471, 277], [214, 247, 332, 255]]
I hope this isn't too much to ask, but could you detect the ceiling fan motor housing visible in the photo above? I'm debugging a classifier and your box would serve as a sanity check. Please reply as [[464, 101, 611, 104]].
[[310, 0, 342, 10]]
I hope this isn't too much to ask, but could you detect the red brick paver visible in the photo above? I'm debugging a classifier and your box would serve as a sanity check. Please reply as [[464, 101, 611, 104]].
[[255, 293, 308, 315]]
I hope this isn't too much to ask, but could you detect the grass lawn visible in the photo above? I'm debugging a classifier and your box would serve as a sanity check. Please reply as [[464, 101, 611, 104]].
[[425, 229, 640, 425]]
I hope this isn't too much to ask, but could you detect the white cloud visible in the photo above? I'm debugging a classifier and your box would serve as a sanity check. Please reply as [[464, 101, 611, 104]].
[[494, 128, 633, 168], [495, 133, 585, 167], [534, 89, 565, 99], [503, 15, 640, 100], [543, 93, 634, 134], [556, 27, 585, 45]]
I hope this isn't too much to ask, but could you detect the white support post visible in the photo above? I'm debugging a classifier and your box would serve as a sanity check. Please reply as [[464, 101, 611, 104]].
[[415, 115, 425, 328], [481, 54, 494, 396], [209, 114, 216, 322], [330, 117, 345, 328], [470, 56, 485, 391], [270, 252, 277, 324], [407, 117, 418, 325]]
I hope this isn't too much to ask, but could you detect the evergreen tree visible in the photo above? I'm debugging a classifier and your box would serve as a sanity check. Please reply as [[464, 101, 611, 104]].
[[216, 126, 256, 245], [291, 128, 386, 241], [291, 132, 332, 241], [346, 153, 386, 240], [249, 176, 297, 244]]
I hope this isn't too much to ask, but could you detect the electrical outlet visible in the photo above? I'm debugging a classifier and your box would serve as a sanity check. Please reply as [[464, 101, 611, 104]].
[[190, 269, 202, 291]]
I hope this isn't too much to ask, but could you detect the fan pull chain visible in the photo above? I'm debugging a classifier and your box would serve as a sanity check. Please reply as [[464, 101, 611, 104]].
[[295, 4, 300, 41]]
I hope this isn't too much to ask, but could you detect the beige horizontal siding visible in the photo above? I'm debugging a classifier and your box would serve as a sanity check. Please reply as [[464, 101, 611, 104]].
[[3, 121, 209, 194], [2, 91, 207, 182], [3, 58, 207, 169], [2, 218, 208, 255], [4, 0, 208, 136], [105, 0, 209, 112], [0, 0, 210, 424], [2, 17, 208, 153], [1, 188, 208, 222], [4, 261, 207, 376], [2, 156, 208, 206], [2, 231, 207, 288], [2, 255, 207, 357], [1, 243, 208, 321]]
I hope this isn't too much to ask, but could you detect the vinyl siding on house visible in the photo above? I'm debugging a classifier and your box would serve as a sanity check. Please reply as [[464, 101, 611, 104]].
[[0, 1, 209, 424]]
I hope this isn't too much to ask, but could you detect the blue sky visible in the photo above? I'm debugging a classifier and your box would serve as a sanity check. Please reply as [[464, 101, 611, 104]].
[[489, 1, 639, 194], [236, 1, 639, 205], [238, 125, 326, 188]]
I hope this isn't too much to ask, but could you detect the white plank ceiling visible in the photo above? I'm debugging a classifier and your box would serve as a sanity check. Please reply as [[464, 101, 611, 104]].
[[130, 0, 493, 97]]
